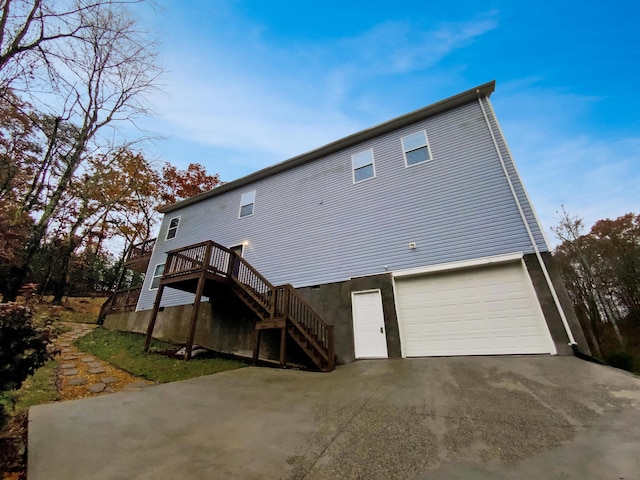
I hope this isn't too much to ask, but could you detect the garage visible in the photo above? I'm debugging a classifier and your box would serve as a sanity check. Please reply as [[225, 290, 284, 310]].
[[394, 257, 556, 357]]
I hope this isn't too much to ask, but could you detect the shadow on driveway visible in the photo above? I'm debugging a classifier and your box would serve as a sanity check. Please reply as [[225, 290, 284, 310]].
[[29, 356, 640, 479]]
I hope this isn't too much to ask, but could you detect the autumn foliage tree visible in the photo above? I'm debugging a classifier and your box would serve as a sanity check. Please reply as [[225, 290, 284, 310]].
[[0, 1, 224, 302], [0, 0, 161, 300], [160, 162, 222, 205], [553, 210, 640, 369]]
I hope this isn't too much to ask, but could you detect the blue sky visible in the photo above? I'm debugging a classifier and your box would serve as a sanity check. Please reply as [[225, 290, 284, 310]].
[[137, 1, 639, 243]]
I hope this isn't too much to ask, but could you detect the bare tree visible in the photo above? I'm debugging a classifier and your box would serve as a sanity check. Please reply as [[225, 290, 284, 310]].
[[0, 0, 161, 300]]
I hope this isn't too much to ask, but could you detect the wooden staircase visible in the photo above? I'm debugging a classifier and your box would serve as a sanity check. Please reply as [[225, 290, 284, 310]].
[[143, 241, 335, 371]]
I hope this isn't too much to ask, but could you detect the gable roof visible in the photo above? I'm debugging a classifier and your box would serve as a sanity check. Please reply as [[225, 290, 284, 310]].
[[158, 80, 496, 214]]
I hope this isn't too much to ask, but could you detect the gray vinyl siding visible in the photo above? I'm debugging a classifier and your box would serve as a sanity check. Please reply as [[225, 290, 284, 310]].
[[138, 98, 548, 310]]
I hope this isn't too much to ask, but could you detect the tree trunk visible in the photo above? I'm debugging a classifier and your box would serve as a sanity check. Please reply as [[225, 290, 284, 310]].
[[51, 239, 76, 305]]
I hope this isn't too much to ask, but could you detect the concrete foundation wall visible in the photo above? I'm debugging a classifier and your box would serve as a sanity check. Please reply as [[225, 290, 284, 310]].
[[297, 273, 401, 364], [103, 290, 280, 361], [105, 260, 587, 366], [524, 252, 591, 356]]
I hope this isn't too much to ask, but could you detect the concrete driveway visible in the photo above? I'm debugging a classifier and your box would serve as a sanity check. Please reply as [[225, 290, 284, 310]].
[[29, 356, 640, 479]]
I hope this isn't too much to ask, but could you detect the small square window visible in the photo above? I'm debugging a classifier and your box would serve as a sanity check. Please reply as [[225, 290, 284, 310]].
[[165, 217, 180, 240], [352, 149, 375, 183], [150, 263, 164, 290], [239, 190, 256, 218], [402, 130, 432, 166]]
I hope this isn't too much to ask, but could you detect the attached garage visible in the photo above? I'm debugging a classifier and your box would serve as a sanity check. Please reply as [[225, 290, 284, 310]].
[[394, 254, 556, 357]]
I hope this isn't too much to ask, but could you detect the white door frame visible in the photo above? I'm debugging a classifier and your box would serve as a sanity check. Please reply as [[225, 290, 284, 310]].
[[352, 289, 388, 359]]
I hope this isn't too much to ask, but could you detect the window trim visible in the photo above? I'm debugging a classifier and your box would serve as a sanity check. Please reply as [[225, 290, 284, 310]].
[[165, 216, 181, 241], [401, 130, 433, 167], [351, 148, 376, 184], [229, 244, 244, 257], [149, 263, 165, 291], [239, 190, 256, 218]]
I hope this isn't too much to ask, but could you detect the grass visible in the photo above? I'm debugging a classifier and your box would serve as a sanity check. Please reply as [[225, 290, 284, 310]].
[[75, 328, 247, 383], [9, 361, 59, 410], [52, 296, 107, 324], [0, 360, 59, 417]]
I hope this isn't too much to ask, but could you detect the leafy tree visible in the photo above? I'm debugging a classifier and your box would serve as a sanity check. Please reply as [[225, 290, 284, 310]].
[[589, 214, 640, 324], [0, 0, 160, 300], [553, 209, 640, 366], [160, 162, 222, 205]]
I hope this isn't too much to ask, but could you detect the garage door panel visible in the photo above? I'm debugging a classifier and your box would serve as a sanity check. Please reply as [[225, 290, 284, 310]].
[[395, 262, 555, 357]]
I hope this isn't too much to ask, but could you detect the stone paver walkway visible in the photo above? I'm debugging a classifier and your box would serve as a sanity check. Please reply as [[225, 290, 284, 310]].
[[54, 323, 153, 400]]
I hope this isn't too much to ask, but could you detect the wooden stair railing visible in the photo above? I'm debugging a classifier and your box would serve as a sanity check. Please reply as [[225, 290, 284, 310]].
[[274, 285, 335, 372], [144, 240, 335, 371], [98, 287, 142, 323]]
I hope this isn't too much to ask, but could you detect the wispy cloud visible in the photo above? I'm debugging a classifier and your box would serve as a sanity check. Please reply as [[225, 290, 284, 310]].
[[492, 82, 640, 243], [339, 12, 499, 75], [145, 9, 500, 179], [508, 130, 639, 242]]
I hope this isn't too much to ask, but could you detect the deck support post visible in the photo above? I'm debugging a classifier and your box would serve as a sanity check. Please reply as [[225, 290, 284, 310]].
[[279, 325, 287, 367], [144, 284, 165, 352], [253, 329, 261, 365], [185, 273, 206, 361]]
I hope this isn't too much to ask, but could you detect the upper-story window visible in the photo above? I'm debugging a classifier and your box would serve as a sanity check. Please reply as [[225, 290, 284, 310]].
[[351, 149, 375, 183], [165, 217, 180, 240], [402, 130, 432, 166], [239, 190, 256, 218]]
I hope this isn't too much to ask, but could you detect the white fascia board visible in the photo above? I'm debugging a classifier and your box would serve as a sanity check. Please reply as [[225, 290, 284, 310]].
[[392, 252, 524, 278]]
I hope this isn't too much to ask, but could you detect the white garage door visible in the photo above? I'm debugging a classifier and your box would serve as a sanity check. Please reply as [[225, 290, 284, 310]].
[[395, 261, 555, 356]]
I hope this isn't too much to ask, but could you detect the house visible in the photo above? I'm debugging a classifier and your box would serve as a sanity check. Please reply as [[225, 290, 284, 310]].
[[103, 80, 589, 371]]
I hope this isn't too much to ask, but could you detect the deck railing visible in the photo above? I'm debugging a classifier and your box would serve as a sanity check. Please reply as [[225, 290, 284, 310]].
[[275, 285, 334, 366], [126, 238, 156, 263], [99, 286, 142, 321], [110, 287, 142, 310], [160, 240, 334, 369]]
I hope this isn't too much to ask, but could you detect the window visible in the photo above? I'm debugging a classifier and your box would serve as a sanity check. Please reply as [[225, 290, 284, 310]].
[[402, 130, 432, 166], [239, 190, 256, 218], [150, 263, 165, 290], [352, 149, 375, 183], [165, 217, 180, 240]]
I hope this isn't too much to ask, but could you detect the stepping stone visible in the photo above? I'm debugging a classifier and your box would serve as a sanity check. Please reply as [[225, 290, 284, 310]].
[[60, 363, 76, 369], [87, 383, 106, 393], [63, 355, 79, 360], [88, 367, 107, 374], [63, 369, 79, 376], [100, 377, 119, 384], [59, 342, 71, 347], [61, 349, 72, 353], [68, 377, 87, 386], [80, 357, 95, 363], [87, 362, 102, 368]]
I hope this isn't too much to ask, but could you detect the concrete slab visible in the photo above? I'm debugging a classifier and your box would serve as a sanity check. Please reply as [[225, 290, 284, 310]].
[[28, 357, 640, 479]]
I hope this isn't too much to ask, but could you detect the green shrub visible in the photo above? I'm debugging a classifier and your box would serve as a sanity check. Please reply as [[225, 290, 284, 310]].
[[0, 303, 50, 393]]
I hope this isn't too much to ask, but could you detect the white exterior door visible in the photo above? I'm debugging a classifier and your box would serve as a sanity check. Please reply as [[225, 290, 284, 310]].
[[395, 261, 556, 357], [352, 290, 388, 359]]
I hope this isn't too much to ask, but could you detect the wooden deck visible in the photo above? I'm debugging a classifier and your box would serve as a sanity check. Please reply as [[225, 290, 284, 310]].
[[143, 240, 335, 371], [124, 238, 156, 273]]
